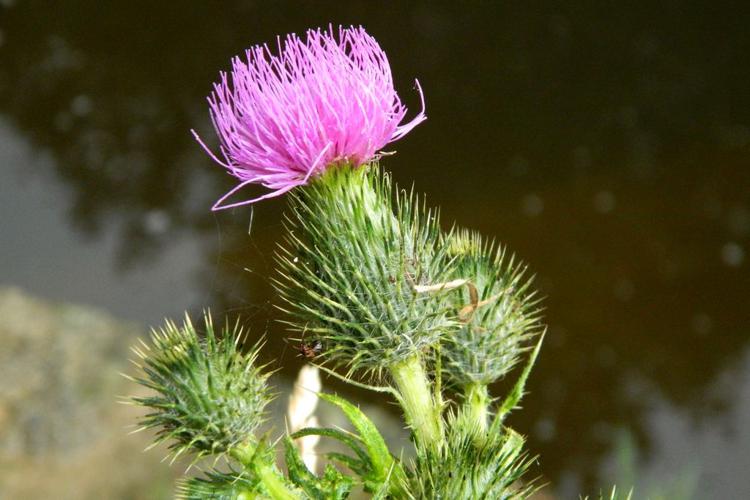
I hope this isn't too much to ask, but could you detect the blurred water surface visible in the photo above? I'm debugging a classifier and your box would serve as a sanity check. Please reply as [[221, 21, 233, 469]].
[[1, 1, 749, 497]]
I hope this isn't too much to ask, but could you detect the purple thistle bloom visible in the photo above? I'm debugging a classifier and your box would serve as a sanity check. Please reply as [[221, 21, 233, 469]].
[[193, 25, 426, 210]]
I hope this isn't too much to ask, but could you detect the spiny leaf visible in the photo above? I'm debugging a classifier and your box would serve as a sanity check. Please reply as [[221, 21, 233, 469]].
[[291, 427, 369, 465], [293, 392, 407, 496], [176, 468, 259, 499], [495, 332, 545, 425], [317, 393, 397, 483], [283, 437, 353, 500], [409, 414, 538, 499]]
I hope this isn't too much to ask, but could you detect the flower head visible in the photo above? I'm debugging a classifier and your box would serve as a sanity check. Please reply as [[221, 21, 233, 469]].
[[276, 165, 452, 379], [194, 25, 426, 210], [442, 230, 542, 388], [129, 313, 272, 460]]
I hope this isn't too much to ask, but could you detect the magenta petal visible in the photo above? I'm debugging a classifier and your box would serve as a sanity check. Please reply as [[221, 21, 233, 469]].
[[196, 25, 426, 209]]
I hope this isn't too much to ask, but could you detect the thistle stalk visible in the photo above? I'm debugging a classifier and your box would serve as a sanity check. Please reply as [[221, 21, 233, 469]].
[[389, 355, 443, 448], [464, 382, 490, 441], [254, 464, 298, 500]]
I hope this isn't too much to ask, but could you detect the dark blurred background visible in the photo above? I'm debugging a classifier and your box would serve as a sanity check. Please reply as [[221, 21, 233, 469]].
[[1, 1, 749, 498]]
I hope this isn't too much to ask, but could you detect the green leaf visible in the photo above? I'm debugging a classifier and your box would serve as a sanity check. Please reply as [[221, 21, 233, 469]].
[[291, 427, 369, 465], [325, 452, 368, 477], [176, 468, 260, 499], [296, 392, 407, 496], [494, 332, 544, 425], [317, 393, 394, 480], [283, 437, 353, 500]]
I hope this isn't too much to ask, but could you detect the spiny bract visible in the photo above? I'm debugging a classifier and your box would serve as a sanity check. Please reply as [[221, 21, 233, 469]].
[[129, 313, 272, 461], [275, 164, 456, 379], [409, 411, 538, 499], [441, 229, 543, 388]]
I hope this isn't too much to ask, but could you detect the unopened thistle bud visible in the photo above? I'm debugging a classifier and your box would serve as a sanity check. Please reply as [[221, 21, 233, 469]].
[[276, 165, 454, 378], [129, 313, 272, 460], [442, 230, 542, 389]]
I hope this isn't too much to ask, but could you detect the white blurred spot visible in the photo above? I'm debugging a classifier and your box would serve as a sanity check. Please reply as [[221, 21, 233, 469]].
[[143, 210, 170, 235], [594, 190, 616, 214], [521, 193, 544, 217], [721, 242, 745, 267], [43, 36, 83, 72], [71, 95, 93, 116], [534, 417, 557, 442]]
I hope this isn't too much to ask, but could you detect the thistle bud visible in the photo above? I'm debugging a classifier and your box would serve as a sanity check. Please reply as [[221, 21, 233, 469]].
[[275, 165, 454, 377], [129, 313, 272, 460], [442, 230, 542, 388]]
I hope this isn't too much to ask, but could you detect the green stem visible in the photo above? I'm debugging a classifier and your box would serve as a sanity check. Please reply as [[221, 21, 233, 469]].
[[255, 463, 298, 500], [236, 491, 260, 500], [464, 382, 490, 440], [389, 355, 443, 448], [232, 442, 299, 500]]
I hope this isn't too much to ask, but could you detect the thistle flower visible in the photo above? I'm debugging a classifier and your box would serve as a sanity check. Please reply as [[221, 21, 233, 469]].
[[193, 25, 426, 209]]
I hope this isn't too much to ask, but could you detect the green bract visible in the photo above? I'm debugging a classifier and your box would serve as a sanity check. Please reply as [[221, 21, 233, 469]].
[[177, 469, 260, 500], [409, 418, 537, 499], [130, 314, 272, 461], [442, 229, 542, 388], [275, 164, 456, 378]]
